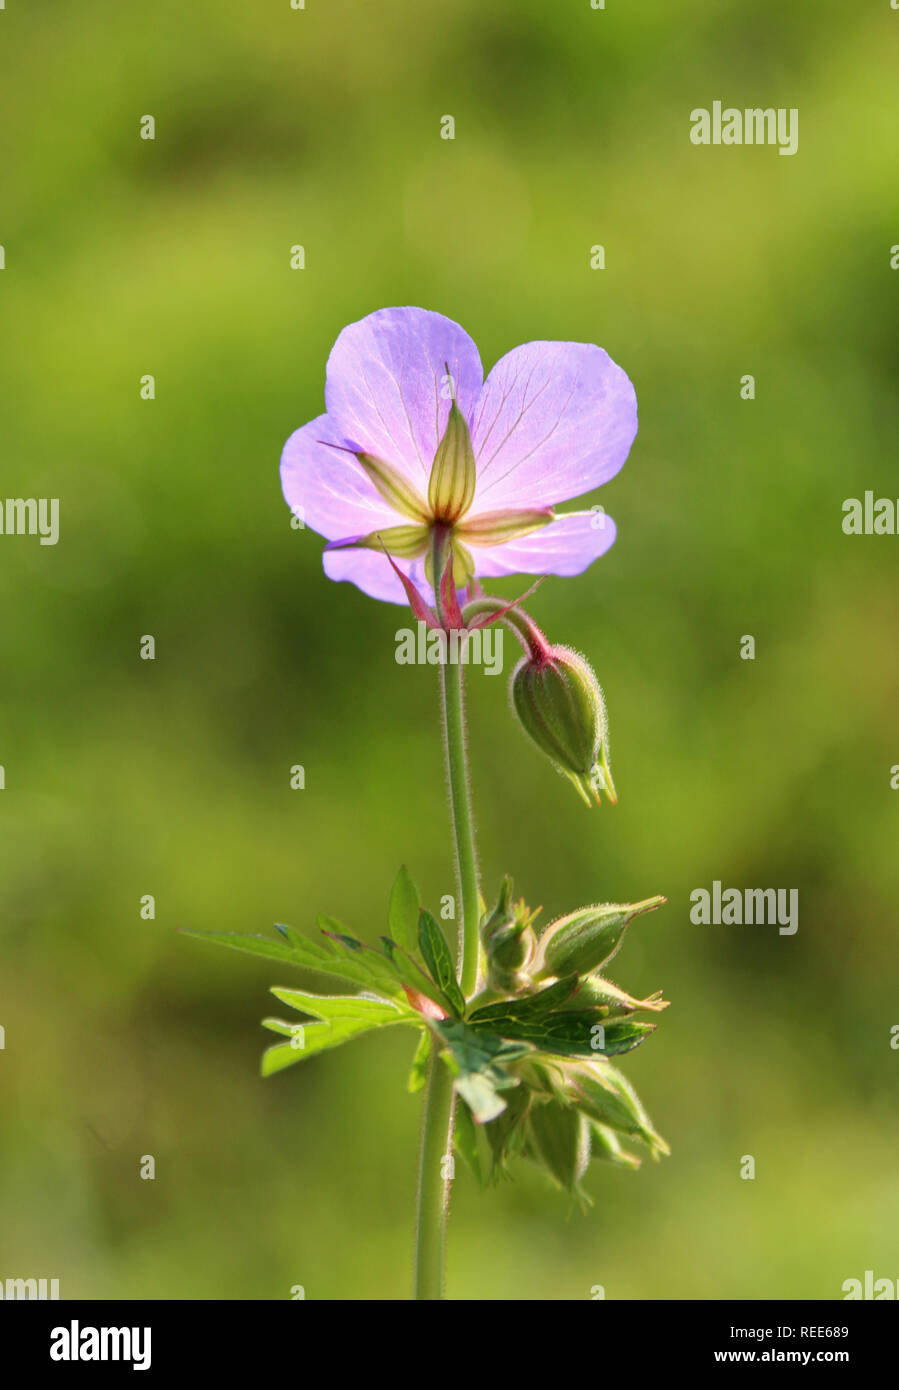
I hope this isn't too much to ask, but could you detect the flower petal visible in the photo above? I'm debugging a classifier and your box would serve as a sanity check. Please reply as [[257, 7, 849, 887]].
[[469, 341, 637, 511], [324, 307, 484, 487], [280, 415, 400, 541], [322, 546, 431, 606], [467, 510, 617, 579]]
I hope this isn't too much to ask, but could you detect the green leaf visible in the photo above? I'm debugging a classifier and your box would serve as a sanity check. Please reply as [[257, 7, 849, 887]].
[[472, 1009, 656, 1059], [182, 928, 328, 968], [432, 1018, 531, 1122], [453, 1097, 484, 1184], [407, 1029, 431, 1093], [434, 1018, 531, 1076], [182, 922, 407, 1000], [269, 987, 416, 1025], [594, 1019, 658, 1056], [469, 974, 579, 1024], [316, 915, 408, 995], [260, 1015, 391, 1076], [452, 1069, 508, 1124], [388, 865, 420, 953], [261, 1016, 304, 1037], [418, 910, 465, 1018]]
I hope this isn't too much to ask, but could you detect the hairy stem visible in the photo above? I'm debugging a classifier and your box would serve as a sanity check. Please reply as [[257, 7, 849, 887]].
[[414, 568, 482, 1298], [414, 1043, 455, 1300], [441, 657, 482, 996]]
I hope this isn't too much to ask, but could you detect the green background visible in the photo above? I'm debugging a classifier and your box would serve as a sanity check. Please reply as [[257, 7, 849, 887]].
[[2, 0, 897, 1300]]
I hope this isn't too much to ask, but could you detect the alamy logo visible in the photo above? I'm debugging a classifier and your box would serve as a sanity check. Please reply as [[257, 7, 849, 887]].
[[690, 881, 798, 935], [842, 1272, 899, 1300], [395, 620, 504, 676], [0, 497, 59, 545], [690, 103, 798, 156], [842, 492, 899, 534], [0, 1276, 59, 1299], [50, 1321, 151, 1371]]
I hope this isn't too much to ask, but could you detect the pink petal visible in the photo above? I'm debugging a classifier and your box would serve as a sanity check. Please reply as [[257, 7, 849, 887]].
[[469, 341, 637, 511], [467, 510, 618, 579], [322, 547, 431, 606], [280, 415, 399, 541], [324, 308, 484, 488]]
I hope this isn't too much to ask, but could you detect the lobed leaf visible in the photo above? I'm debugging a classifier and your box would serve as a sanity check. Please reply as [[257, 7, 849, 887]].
[[182, 922, 407, 1000], [260, 1015, 396, 1076], [269, 987, 416, 1025]]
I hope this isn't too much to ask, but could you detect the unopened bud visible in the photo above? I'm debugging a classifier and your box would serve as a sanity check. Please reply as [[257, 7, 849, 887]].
[[526, 1098, 590, 1194], [566, 1060, 669, 1159], [481, 876, 537, 992], [533, 895, 666, 980], [511, 645, 616, 807]]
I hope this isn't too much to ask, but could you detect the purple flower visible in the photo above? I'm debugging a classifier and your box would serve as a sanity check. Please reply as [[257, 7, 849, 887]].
[[280, 307, 638, 604]]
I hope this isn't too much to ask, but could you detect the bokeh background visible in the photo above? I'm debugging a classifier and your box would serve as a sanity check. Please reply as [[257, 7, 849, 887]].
[[2, 0, 897, 1300]]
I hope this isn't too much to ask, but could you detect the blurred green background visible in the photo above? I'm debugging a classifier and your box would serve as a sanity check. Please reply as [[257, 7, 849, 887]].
[[2, 0, 897, 1301]]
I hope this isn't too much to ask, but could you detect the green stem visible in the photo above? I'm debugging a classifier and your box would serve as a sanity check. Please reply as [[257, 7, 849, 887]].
[[414, 1045, 455, 1300], [413, 577, 482, 1299], [441, 657, 482, 996]]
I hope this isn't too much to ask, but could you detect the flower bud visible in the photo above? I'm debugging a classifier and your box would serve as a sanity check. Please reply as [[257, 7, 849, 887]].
[[481, 876, 538, 992], [565, 1060, 669, 1159], [532, 896, 666, 980], [526, 1098, 590, 1195], [510, 645, 616, 807]]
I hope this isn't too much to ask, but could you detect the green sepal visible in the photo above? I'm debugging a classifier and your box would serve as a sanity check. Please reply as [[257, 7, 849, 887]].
[[418, 909, 465, 1018], [388, 865, 420, 954], [563, 976, 669, 1015], [587, 1120, 642, 1169]]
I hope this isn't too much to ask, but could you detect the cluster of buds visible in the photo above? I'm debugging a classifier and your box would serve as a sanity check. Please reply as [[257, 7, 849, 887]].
[[472, 880, 668, 1197]]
